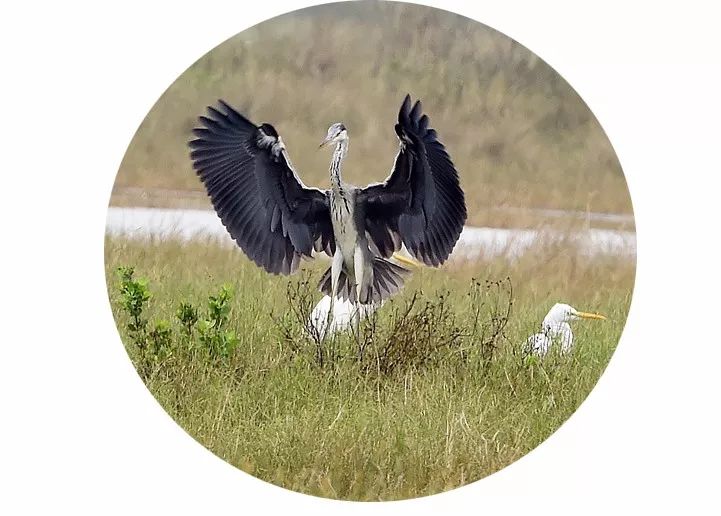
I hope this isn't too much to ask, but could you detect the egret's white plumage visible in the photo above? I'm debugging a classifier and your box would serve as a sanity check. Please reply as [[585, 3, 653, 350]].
[[308, 296, 381, 340], [526, 303, 606, 357]]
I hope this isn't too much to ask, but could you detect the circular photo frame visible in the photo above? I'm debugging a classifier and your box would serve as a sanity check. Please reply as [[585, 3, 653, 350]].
[[105, 1, 635, 501]]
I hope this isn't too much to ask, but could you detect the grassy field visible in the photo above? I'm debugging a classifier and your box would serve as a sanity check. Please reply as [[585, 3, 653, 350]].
[[112, 1, 633, 227], [105, 235, 634, 500]]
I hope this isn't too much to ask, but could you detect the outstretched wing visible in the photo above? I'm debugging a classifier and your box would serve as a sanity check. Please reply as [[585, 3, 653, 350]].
[[189, 100, 335, 275], [356, 95, 467, 266]]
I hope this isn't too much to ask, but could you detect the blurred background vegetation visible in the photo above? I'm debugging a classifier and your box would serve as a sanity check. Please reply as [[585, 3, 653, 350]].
[[113, 0, 633, 229]]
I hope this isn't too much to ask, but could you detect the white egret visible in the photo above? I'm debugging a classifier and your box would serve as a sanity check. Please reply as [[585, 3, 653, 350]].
[[526, 303, 607, 357], [308, 253, 420, 339], [308, 296, 375, 340]]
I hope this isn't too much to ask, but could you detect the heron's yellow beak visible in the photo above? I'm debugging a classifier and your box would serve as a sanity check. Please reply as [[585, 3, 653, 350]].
[[391, 253, 421, 268], [319, 136, 331, 149], [575, 311, 607, 321]]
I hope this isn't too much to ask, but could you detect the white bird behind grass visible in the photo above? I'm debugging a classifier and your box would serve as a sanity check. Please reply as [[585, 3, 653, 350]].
[[526, 303, 607, 357], [308, 253, 420, 339], [308, 296, 377, 339]]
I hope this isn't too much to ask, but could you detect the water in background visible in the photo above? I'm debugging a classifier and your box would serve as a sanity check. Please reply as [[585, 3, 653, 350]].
[[106, 207, 636, 260]]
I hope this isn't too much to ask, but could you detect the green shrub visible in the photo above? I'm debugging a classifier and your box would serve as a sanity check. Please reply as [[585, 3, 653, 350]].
[[197, 284, 240, 360], [115, 270, 241, 378]]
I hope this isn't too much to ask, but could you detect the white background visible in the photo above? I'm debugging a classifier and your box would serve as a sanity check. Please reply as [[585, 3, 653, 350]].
[[2, 0, 720, 514]]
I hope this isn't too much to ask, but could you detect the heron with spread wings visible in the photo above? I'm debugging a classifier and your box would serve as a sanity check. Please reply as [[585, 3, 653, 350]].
[[188, 95, 466, 306]]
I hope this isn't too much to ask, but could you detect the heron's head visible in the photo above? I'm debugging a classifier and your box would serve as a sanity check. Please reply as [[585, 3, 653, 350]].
[[319, 123, 348, 148], [544, 303, 607, 325]]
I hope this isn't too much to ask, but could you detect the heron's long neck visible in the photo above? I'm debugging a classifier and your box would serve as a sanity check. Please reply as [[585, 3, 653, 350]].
[[330, 139, 348, 195]]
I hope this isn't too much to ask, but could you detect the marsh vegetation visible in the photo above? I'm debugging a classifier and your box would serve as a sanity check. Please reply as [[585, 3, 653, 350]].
[[106, 236, 633, 500]]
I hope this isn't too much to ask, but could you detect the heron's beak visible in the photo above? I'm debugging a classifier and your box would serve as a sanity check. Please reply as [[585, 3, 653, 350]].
[[319, 137, 331, 149], [392, 253, 421, 269], [575, 311, 607, 321]]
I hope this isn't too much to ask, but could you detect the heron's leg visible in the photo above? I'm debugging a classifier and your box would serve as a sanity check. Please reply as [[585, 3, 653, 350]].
[[329, 251, 344, 325], [351, 246, 364, 334], [353, 246, 374, 335], [354, 245, 371, 305], [331, 251, 343, 298]]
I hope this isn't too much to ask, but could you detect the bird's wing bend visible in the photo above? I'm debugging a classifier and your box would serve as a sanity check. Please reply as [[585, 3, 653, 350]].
[[356, 94, 467, 266], [189, 100, 335, 275]]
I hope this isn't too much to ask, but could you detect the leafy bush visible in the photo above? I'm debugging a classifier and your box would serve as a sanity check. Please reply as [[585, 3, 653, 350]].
[[176, 302, 198, 337], [115, 268, 241, 380], [197, 284, 239, 360], [116, 267, 153, 378], [116, 266, 150, 347]]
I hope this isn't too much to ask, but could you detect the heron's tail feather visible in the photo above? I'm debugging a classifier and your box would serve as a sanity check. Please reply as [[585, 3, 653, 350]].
[[367, 257, 411, 304], [317, 267, 355, 303], [318, 258, 410, 305]]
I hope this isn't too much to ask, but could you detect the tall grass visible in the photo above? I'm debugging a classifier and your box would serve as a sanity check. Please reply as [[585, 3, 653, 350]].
[[105, 235, 633, 500], [112, 1, 632, 227]]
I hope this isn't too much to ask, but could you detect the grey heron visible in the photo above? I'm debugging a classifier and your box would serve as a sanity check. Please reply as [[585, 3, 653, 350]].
[[189, 94, 466, 305], [526, 303, 607, 357]]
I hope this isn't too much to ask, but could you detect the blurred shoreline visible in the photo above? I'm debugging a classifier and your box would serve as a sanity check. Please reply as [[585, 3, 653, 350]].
[[106, 205, 636, 260], [109, 186, 635, 232]]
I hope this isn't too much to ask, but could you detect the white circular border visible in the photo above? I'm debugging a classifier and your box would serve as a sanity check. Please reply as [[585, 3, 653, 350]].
[[2, 0, 720, 514]]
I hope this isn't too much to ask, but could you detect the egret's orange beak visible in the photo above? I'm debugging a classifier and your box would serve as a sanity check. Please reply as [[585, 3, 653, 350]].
[[575, 311, 607, 321]]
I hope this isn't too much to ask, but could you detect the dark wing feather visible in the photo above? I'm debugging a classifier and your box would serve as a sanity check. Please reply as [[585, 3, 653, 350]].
[[357, 94, 467, 266], [189, 100, 335, 275]]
